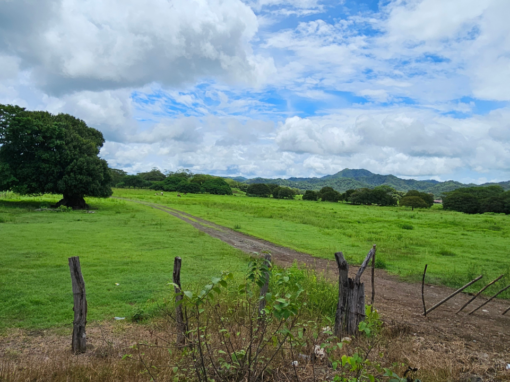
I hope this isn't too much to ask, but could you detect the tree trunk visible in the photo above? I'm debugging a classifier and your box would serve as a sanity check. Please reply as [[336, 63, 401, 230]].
[[53, 194, 89, 210]]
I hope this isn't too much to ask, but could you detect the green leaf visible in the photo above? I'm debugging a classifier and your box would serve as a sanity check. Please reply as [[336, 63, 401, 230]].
[[183, 291, 193, 299]]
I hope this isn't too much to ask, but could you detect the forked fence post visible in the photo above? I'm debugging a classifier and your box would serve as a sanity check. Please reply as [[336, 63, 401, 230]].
[[173, 256, 185, 345], [334, 245, 376, 337], [68, 256, 87, 354], [258, 254, 272, 314]]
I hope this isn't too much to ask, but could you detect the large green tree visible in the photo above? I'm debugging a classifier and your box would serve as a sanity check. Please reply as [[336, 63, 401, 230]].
[[0, 104, 112, 209]]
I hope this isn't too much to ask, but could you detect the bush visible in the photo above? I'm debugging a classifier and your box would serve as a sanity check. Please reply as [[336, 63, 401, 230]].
[[443, 193, 480, 214], [302, 190, 318, 201], [278, 187, 295, 199], [202, 178, 232, 195], [321, 190, 341, 202], [442, 186, 509, 214], [246, 183, 272, 197], [176, 180, 201, 194], [401, 224, 414, 230], [318, 186, 341, 202], [399, 196, 428, 210]]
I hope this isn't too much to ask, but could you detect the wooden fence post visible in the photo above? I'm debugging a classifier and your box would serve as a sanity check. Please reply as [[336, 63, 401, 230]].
[[173, 257, 186, 345], [334, 246, 376, 337], [258, 254, 272, 314], [334, 252, 349, 337], [68, 256, 87, 354]]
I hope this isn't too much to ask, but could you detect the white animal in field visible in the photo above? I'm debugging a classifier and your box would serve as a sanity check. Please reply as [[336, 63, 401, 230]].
[[161, 192, 164, 196]]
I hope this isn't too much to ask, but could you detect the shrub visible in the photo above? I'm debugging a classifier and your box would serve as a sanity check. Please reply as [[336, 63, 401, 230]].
[[246, 183, 272, 197], [176, 180, 201, 194], [401, 224, 414, 230], [202, 178, 232, 195], [405, 190, 434, 207], [302, 190, 318, 201], [399, 196, 428, 210], [276, 187, 295, 200]]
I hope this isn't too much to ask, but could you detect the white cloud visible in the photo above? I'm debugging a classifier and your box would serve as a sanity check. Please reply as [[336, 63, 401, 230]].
[[0, 0, 273, 94]]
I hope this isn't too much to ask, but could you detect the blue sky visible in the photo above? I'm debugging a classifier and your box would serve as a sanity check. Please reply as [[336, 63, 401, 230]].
[[0, 0, 509, 183]]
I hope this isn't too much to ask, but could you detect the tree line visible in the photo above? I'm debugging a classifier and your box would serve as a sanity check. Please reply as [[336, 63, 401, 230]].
[[111, 168, 233, 195], [245, 183, 435, 209], [443, 185, 510, 214]]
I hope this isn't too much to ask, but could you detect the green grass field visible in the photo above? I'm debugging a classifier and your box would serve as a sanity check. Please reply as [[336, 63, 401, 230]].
[[1, 189, 509, 331], [0, 194, 250, 331], [115, 189, 510, 297]]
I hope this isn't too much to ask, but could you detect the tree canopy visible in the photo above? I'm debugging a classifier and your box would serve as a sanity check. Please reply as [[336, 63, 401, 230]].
[[246, 183, 272, 197], [302, 190, 318, 201], [0, 104, 112, 209], [399, 196, 429, 210], [443, 185, 509, 214]]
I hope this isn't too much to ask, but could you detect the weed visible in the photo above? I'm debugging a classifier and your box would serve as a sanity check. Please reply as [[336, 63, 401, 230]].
[[401, 224, 414, 230], [438, 249, 457, 257]]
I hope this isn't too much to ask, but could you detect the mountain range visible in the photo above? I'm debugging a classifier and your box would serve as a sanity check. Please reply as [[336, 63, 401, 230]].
[[228, 169, 510, 197]]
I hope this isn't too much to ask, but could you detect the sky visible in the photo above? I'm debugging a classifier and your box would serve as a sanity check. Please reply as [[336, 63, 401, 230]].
[[0, 0, 509, 184]]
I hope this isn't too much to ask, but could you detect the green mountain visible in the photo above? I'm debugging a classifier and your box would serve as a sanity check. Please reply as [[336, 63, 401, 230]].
[[238, 169, 509, 197]]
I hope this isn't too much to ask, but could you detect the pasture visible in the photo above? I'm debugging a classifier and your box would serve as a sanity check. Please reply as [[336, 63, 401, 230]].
[[116, 188, 510, 298], [0, 194, 250, 330], [1, 189, 509, 331]]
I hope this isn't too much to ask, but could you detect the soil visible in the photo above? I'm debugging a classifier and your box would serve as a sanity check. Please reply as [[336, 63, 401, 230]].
[[143, 202, 510, 355]]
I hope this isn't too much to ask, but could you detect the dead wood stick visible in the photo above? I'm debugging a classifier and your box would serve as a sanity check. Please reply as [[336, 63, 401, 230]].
[[370, 246, 376, 306], [421, 264, 428, 316], [503, 305, 510, 315], [354, 245, 376, 284], [258, 254, 272, 314], [69, 256, 87, 354], [456, 274, 504, 314], [468, 283, 510, 315], [173, 257, 185, 345], [334, 252, 349, 338], [424, 275, 483, 316]]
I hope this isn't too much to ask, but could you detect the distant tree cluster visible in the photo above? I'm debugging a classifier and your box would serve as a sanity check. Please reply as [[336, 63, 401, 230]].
[[399, 190, 434, 210], [113, 168, 232, 195], [443, 185, 510, 214], [246, 183, 299, 199]]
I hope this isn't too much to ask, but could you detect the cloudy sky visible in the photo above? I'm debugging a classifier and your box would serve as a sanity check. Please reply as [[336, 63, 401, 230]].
[[1, 0, 509, 183]]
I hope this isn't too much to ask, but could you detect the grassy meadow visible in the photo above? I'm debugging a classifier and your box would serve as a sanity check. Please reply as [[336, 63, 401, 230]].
[[0, 194, 250, 331], [1, 189, 509, 331], [115, 188, 510, 297]]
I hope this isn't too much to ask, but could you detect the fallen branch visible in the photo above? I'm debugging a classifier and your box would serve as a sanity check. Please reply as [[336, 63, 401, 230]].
[[456, 274, 504, 314], [503, 306, 510, 316], [468, 283, 510, 315], [424, 275, 483, 316]]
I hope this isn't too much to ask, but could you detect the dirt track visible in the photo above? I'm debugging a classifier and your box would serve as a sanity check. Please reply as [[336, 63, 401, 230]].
[[142, 201, 510, 357]]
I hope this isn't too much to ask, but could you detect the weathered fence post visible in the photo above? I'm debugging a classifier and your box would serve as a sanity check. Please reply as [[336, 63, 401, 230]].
[[173, 256, 186, 345], [68, 256, 87, 354], [503, 305, 510, 316], [258, 254, 272, 314], [334, 245, 376, 337]]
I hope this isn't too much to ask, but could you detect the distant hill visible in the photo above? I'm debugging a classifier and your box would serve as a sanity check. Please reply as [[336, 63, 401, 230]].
[[234, 169, 509, 197]]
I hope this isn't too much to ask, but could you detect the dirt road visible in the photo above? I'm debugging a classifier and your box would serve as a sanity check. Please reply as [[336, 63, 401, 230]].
[[143, 202, 509, 356]]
